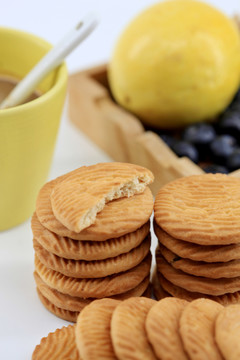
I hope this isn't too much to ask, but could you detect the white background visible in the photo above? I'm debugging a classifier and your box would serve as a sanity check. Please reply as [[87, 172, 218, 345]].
[[0, 1, 239, 359]]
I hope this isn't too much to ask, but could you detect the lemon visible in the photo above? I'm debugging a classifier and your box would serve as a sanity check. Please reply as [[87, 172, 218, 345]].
[[108, 0, 240, 128]]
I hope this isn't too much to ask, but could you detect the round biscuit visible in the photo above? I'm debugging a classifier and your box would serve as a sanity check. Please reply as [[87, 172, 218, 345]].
[[111, 297, 157, 360], [154, 222, 240, 263], [32, 324, 79, 360], [34, 271, 150, 312], [156, 251, 240, 296], [36, 178, 153, 241], [154, 174, 240, 245], [160, 243, 240, 279], [75, 298, 120, 360], [179, 299, 223, 360], [36, 287, 78, 322], [33, 234, 150, 278], [31, 212, 150, 260], [158, 273, 240, 305], [35, 253, 151, 298], [215, 304, 240, 360], [146, 297, 189, 360], [50, 162, 153, 233]]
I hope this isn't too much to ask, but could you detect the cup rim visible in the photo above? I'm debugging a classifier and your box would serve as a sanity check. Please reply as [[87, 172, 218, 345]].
[[0, 26, 68, 114]]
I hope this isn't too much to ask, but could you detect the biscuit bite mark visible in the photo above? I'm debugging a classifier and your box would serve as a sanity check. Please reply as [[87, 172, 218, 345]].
[[36, 182, 153, 241], [50, 162, 154, 233]]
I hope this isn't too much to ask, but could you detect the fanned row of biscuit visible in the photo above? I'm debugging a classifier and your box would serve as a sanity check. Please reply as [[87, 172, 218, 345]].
[[32, 297, 240, 359], [31, 162, 154, 321], [154, 174, 240, 304]]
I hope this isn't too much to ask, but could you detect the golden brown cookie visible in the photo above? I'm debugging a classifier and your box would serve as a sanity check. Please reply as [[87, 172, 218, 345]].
[[34, 271, 149, 312], [33, 234, 150, 278], [75, 298, 120, 360], [156, 251, 240, 296], [179, 299, 224, 360], [157, 273, 240, 305], [35, 253, 151, 298], [215, 304, 240, 360], [111, 297, 157, 360], [36, 179, 153, 241], [34, 272, 90, 311], [50, 162, 153, 232], [146, 297, 189, 360], [36, 288, 78, 322], [159, 243, 240, 279], [154, 174, 240, 245], [32, 212, 150, 260], [32, 324, 80, 360], [154, 221, 240, 263]]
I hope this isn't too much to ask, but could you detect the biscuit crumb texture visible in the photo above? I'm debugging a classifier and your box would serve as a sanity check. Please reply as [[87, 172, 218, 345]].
[[50, 162, 154, 233]]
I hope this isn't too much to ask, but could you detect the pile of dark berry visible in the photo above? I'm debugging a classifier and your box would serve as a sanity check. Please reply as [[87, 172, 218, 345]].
[[156, 89, 240, 174]]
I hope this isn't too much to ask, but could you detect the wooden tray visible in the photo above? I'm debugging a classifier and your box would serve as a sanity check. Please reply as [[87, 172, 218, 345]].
[[68, 64, 240, 195]]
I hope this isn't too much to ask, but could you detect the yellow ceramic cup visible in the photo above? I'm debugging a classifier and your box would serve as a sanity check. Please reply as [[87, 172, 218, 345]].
[[0, 27, 68, 231]]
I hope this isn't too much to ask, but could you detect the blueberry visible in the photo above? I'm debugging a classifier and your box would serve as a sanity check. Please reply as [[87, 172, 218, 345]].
[[226, 148, 240, 172], [172, 140, 199, 163], [218, 111, 240, 140], [229, 102, 240, 113], [209, 135, 237, 165], [159, 134, 177, 149], [182, 123, 216, 159], [203, 164, 229, 174], [182, 123, 216, 145]]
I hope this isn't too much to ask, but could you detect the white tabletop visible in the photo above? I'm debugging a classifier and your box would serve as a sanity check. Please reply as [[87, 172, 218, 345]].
[[0, 1, 239, 359]]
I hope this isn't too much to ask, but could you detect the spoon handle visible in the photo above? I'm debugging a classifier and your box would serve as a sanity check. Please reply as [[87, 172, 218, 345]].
[[0, 13, 98, 109]]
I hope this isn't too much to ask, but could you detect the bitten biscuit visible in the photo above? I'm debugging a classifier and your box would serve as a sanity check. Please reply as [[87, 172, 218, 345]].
[[111, 297, 157, 360], [32, 324, 79, 360], [36, 180, 154, 241], [154, 174, 240, 245], [32, 162, 153, 323], [179, 299, 223, 360], [50, 162, 153, 232], [146, 297, 189, 360]]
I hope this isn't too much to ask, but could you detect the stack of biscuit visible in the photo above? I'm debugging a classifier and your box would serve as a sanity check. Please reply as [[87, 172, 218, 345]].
[[31, 162, 154, 321], [153, 173, 240, 305], [32, 296, 240, 359]]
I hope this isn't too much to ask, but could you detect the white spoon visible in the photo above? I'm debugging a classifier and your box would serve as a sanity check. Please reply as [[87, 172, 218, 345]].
[[0, 13, 98, 110]]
